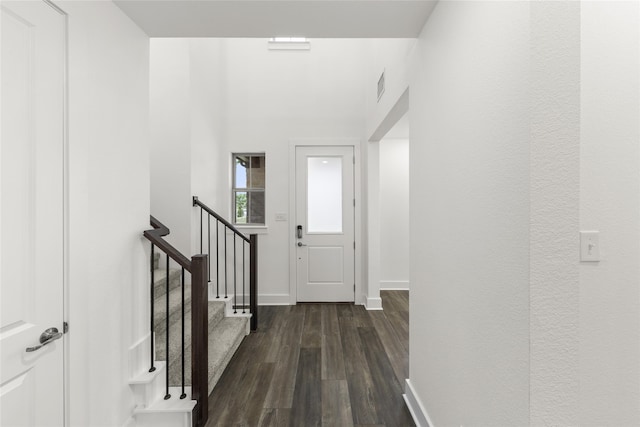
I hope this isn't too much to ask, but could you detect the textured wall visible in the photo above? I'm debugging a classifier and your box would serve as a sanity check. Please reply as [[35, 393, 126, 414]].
[[409, 2, 530, 425], [529, 2, 581, 424], [579, 2, 640, 424]]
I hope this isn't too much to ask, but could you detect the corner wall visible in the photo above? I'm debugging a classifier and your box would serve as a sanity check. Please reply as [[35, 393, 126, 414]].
[[408, 2, 530, 425], [60, 1, 150, 425]]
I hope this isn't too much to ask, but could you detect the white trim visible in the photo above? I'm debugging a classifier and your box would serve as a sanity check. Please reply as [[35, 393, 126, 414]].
[[234, 225, 268, 235], [367, 141, 381, 308], [403, 379, 434, 427], [53, 3, 70, 425], [258, 293, 291, 306], [288, 138, 362, 305], [365, 297, 383, 310], [380, 280, 410, 290], [128, 333, 152, 379]]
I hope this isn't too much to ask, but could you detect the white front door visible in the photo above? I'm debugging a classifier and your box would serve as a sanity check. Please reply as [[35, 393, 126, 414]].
[[295, 146, 355, 302], [1, 1, 66, 425]]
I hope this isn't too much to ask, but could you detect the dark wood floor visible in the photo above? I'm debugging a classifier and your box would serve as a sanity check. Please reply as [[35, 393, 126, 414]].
[[206, 290, 413, 427]]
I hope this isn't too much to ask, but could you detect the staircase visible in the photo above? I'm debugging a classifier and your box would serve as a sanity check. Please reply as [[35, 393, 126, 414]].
[[152, 253, 249, 394], [129, 203, 258, 427]]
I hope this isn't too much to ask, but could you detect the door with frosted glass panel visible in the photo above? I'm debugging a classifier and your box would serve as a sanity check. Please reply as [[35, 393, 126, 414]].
[[295, 146, 355, 302]]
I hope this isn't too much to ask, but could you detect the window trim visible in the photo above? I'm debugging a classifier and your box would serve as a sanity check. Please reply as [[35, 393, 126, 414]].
[[232, 153, 266, 226]]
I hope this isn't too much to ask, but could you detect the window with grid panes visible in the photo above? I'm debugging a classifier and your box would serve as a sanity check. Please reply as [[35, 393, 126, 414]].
[[232, 154, 265, 225]]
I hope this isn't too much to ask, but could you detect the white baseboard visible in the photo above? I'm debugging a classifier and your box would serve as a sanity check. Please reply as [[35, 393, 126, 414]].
[[258, 293, 291, 305], [365, 297, 383, 310], [403, 379, 434, 427], [380, 280, 410, 290]]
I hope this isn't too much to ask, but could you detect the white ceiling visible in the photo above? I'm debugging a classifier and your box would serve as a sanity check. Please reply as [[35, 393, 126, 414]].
[[113, 0, 436, 38]]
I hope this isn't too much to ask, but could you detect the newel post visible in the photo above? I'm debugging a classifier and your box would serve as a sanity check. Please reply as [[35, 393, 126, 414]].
[[250, 234, 258, 332], [191, 254, 208, 427]]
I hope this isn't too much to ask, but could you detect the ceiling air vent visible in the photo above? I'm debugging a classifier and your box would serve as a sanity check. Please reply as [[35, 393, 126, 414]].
[[377, 70, 385, 102]]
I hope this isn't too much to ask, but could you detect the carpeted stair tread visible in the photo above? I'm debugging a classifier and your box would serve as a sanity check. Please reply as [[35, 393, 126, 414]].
[[206, 317, 248, 394], [155, 300, 226, 363], [153, 267, 181, 299], [154, 283, 192, 336], [162, 315, 248, 392]]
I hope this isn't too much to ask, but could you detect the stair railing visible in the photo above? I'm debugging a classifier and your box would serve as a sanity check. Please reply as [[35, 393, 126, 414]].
[[144, 216, 209, 427], [192, 196, 258, 331]]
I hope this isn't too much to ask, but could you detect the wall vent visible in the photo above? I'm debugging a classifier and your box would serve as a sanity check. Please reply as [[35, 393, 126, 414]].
[[377, 70, 385, 102]]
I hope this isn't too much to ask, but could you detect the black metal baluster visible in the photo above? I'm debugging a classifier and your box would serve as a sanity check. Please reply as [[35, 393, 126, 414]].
[[216, 220, 220, 299], [180, 267, 186, 399], [207, 215, 211, 282], [242, 241, 246, 314], [234, 234, 237, 314], [149, 244, 156, 372], [224, 226, 228, 298], [200, 207, 203, 253], [164, 254, 171, 400]]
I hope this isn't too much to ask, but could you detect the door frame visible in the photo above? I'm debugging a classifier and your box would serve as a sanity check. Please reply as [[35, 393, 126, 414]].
[[44, 0, 71, 424], [288, 138, 362, 305]]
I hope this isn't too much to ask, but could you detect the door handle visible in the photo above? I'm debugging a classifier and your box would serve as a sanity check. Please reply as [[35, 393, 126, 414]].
[[297, 242, 307, 247], [26, 327, 62, 353]]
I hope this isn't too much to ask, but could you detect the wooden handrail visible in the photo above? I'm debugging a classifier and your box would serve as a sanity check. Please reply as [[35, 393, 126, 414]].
[[143, 215, 209, 427], [144, 215, 192, 271], [193, 196, 250, 243]]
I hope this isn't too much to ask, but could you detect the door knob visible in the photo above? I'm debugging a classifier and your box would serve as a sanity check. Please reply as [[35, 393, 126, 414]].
[[26, 327, 62, 352], [297, 242, 307, 247]]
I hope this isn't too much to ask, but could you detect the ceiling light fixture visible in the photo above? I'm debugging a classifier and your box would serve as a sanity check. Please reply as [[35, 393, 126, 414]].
[[268, 37, 310, 51]]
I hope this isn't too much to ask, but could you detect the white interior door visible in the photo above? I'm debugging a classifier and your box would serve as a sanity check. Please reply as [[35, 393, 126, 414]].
[[295, 146, 355, 302], [1, 1, 66, 425]]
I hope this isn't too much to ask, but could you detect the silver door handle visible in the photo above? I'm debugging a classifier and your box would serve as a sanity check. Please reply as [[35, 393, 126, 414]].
[[297, 242, 307, 247], [26, 327, 62, 352]]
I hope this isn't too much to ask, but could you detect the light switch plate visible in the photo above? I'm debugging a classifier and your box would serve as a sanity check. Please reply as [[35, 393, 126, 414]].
[[275, 212, 287, 222], [580, 231, 600, 262]]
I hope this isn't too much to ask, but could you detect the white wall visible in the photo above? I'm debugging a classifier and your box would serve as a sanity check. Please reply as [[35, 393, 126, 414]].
[[579, 2, 640, 424], [529, 2, 581, 423], [379, 138, 409, 288], [189, 39, 228, 257], [150, 38, 369, 303], [403, 1, 640, 426], [150, 39, 192, 255], [60, 1, 150, 425], [408, 2, 530, 425], [222, 39, 368, 303], [150, 39, 227, 258], [365, 39, 415, 141]]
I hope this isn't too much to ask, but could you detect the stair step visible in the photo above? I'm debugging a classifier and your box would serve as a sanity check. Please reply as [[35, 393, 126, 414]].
[[159, 315, 247, 392], [154, 283, 191, 336], [153, 268, 181, 299], [133, 386, 195, 427], [206, 316, 248, 395], [155, 301, 228, 386], [155, 300, 225, 361]]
